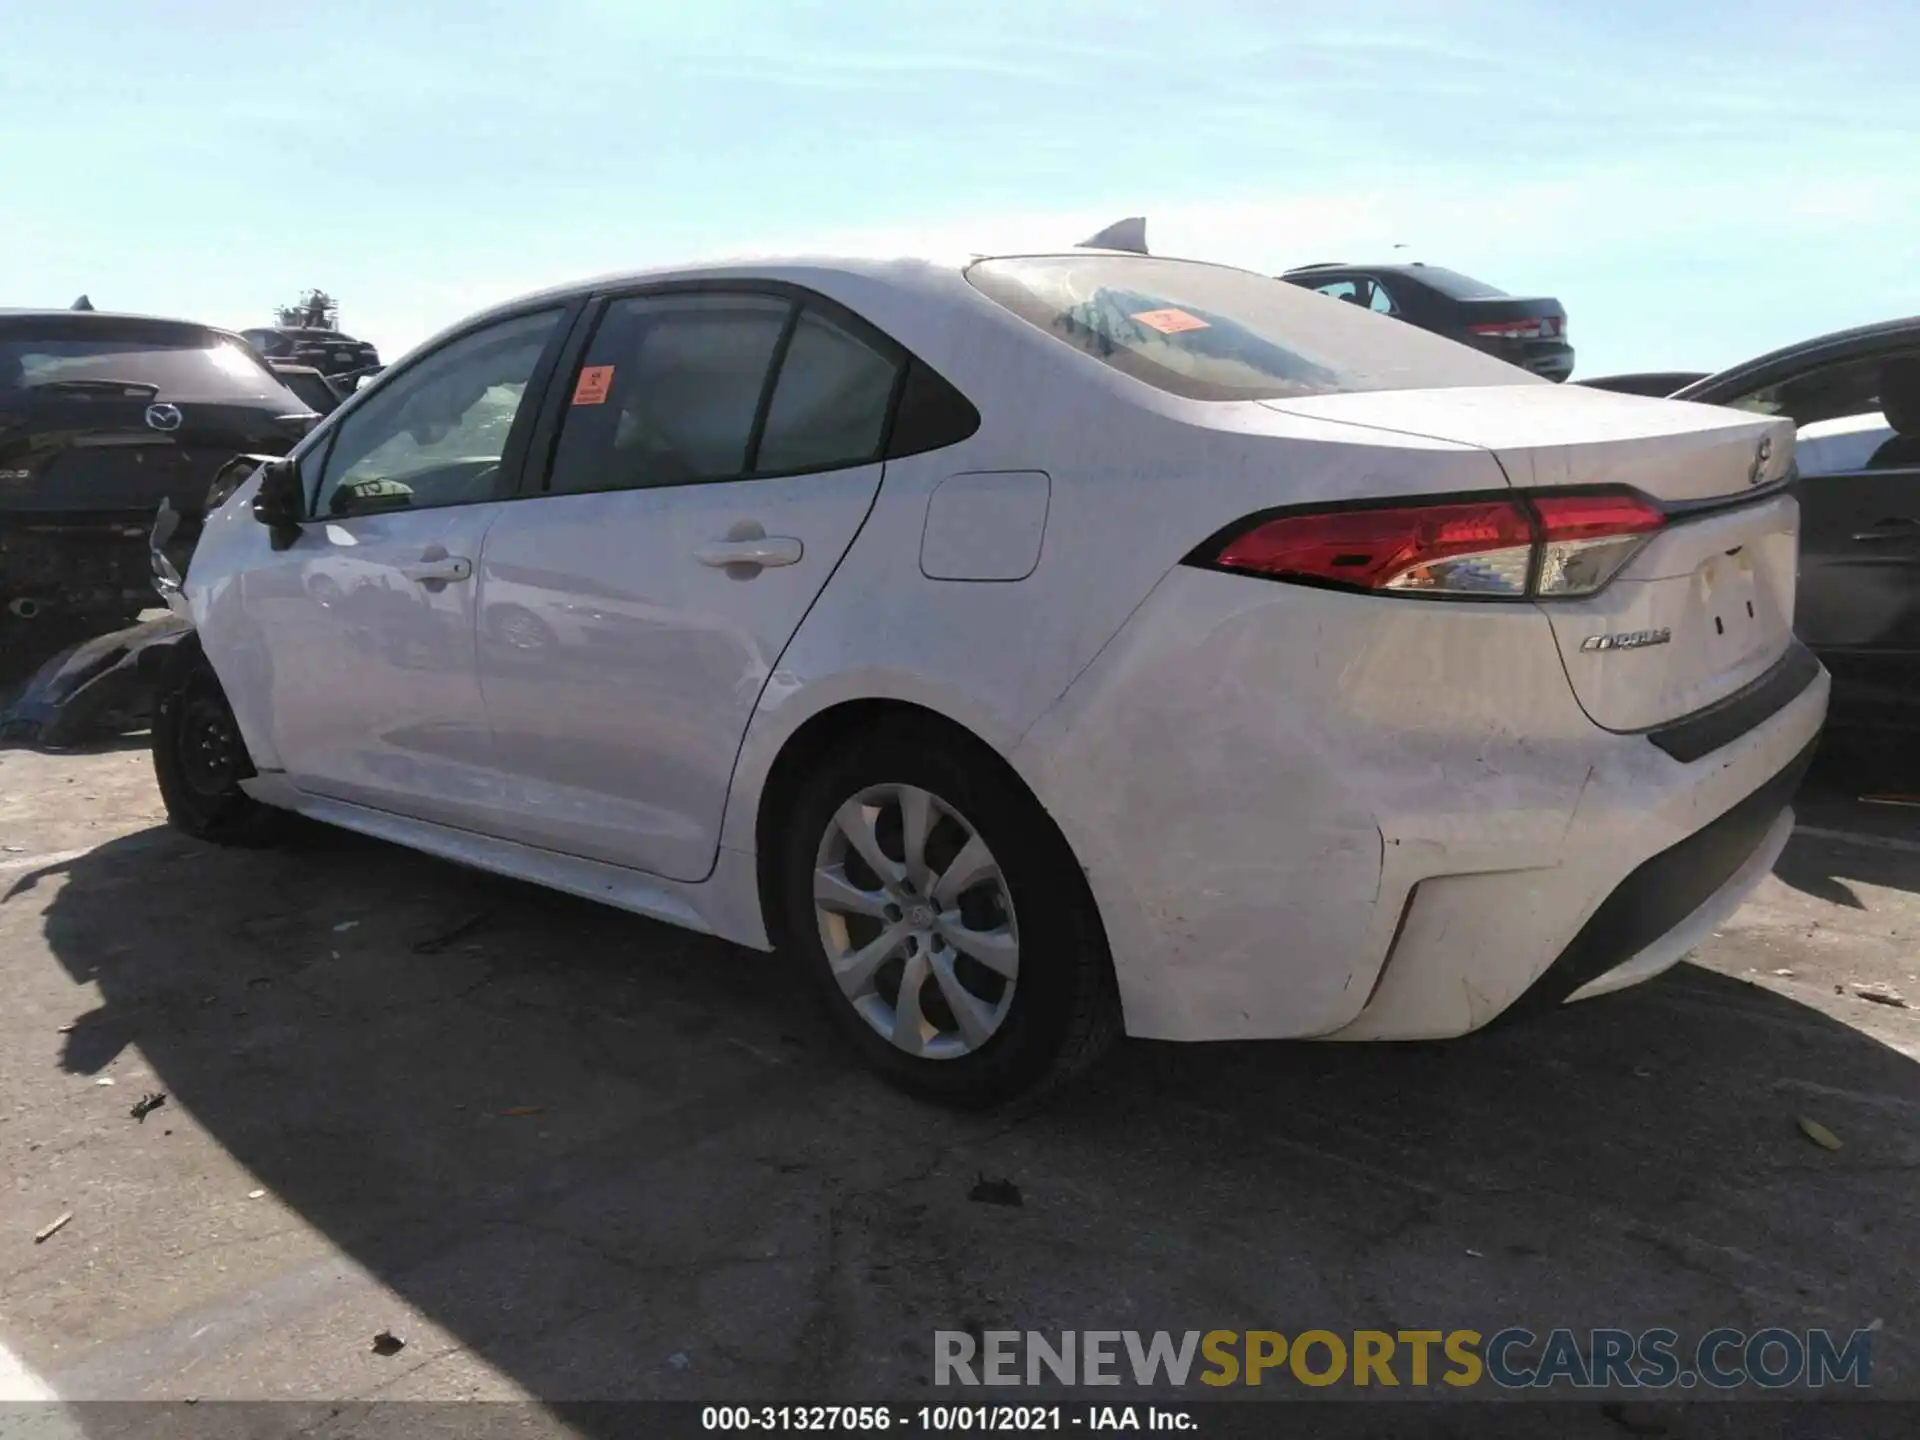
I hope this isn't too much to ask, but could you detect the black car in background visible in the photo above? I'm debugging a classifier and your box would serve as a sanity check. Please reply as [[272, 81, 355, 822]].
[[1279, 262, 1575, 381], [1667, 318, 1920, 741], [240, 324, 380, 379], [1, 311, 316, 625], [266, 361, 348, 416]]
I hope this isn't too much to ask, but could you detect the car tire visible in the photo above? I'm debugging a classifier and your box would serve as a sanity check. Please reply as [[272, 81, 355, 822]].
[[152, 647, 285, 847], [776, 719, 1119, 1108]]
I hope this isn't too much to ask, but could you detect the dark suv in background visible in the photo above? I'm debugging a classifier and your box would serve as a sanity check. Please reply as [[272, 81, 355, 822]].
[[240, 325, 381, 380], [1280, 262, 1574, 381], [1, 311, 315, 625]]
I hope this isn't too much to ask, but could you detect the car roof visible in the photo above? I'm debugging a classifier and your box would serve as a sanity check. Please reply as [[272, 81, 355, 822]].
[[423, 248, 1267, 351], [0, 309, 243, 343], [1281, 262, 1463, 280], [1674, 315, 1920, 399]]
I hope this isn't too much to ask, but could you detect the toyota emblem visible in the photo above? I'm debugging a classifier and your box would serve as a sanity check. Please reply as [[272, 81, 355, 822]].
[[1749, 434, 1773, 485], [144, 403, 183, 432]]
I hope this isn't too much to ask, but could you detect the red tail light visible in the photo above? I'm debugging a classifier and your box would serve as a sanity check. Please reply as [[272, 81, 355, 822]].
[[1194, 490, 1664, 600], [1470, 316, 1563, 340]]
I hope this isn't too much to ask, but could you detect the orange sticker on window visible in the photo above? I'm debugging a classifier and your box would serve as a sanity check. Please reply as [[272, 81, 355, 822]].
[[1130, 308, 1209, 335], [572, 364, 615, 406]]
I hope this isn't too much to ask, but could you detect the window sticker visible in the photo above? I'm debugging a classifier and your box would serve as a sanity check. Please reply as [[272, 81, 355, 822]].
[[572, 364, 615, 406], [1130, 308, 1210, 335]]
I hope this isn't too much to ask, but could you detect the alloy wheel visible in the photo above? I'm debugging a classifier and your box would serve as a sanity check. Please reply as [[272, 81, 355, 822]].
[[812, 783, 1020, 1060]]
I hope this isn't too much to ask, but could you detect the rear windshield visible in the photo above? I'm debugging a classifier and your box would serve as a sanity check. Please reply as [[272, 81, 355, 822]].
[[966, 256, 1537, 402], [0, 328, 298, 403], [1406, 267, 1508, 300]]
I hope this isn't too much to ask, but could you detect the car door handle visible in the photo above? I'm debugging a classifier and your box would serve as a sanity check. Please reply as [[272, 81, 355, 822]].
[[695, 537, 803, 569], [401, 556, 473, 583], [1850, 517, 1919, 542]]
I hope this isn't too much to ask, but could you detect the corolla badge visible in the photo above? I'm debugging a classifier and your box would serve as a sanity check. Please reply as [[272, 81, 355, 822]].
[[144, 403, 183, 432], [1749, 435, 1772, 485], [1580, 628, 1672, 653]]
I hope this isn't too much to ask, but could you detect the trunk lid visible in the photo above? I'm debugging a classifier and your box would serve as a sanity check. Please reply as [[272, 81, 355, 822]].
[[1262, 386, 1802, 732], [1263, 385, 1793, 504]]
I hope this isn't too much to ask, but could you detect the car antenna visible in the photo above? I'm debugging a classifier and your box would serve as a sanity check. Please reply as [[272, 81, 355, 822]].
[[71, 294, 95, 311], [1076, 217, 1148, 254]]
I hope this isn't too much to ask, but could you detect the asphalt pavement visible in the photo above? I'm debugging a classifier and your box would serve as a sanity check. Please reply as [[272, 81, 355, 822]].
[[0, 726, 1914, 1429]]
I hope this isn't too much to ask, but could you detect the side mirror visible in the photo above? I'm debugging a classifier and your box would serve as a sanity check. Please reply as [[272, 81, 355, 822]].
[[252, 458, 305, 551]]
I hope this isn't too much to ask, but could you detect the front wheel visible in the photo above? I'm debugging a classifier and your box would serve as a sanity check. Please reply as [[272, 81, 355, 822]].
[[777, 722, 1118, 1107], [152, 649, 286, 846]]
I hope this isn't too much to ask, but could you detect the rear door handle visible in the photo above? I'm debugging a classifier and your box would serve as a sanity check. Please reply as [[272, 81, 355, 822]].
[[401, 556, 473, 583], [1850, 517, 1920, 542], [695, 537, 803, 570]]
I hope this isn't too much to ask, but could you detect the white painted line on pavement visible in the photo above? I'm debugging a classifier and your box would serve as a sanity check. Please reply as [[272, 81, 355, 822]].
[[1795, 825, 1920, 857], [0, 1339, 57, 1400]]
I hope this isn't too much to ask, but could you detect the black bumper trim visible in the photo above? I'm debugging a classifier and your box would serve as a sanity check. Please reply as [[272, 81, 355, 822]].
[[1505, 734, 1818, 1017], [1646, 641, 1822, 763]]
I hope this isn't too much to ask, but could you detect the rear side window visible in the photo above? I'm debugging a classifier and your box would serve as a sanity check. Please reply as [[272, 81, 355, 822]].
[[0, 327, 295, 403], [756, 307, 899, 473], [966, 255, 1534, 402], [546, 293, 791, 496], [544, 291, 905, 495]]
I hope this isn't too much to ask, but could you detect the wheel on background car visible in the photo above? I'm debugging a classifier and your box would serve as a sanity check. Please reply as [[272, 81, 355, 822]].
[[152, 646, 285, 846], [777, 719, 1118, 1107]]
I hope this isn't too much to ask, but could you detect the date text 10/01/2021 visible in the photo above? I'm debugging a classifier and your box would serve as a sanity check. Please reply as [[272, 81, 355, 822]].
[[702, 1408, 1186, 1431]]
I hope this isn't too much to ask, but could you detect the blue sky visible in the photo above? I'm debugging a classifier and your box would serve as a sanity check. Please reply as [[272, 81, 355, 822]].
[[3, 0, 1913, 378]]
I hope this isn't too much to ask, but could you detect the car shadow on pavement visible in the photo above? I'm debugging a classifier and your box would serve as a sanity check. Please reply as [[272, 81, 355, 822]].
[[22, 823, 1920, 1420]]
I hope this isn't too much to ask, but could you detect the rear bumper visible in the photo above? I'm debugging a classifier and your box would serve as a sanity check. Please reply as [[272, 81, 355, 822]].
[[1511, 734, 1814, 1012], [0, 515, 196, 613], [1323, 663, 1826, 1041], [1018, 566, 1828, 1044], [1476, 337, 1573, 382]]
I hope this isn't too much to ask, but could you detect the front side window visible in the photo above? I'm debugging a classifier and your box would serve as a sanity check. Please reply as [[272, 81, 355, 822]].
[[314, 308, 561, 517], [1313, 280, 1361, 304], [544, 293, 793, 496], [968, 255, 1533, 402], [1726, 348, 1920, 475]]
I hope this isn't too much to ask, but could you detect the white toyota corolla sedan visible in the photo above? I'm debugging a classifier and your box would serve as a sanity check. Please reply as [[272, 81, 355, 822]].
[[153, 250, 1828, 1105]]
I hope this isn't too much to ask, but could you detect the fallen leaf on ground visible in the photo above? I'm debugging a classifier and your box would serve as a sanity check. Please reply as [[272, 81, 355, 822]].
[[248, 1189, 266, 1199], [94, 1077, 115, 1087], [129, 1092, 167, 1122], [371, 1331, 405, 1356], [969, 1174, 1024, 1207], [495, 1106, 544, 1118], [333, 921, 360, 933], [1771, 968, 1795, 978], [1850, 983, 1909, 1009], [34, 1213, 74, 1244], [1798, 1117, 1843, 1152], [56, 1023, 75, 1034], [668, 1351, 692, 1371]]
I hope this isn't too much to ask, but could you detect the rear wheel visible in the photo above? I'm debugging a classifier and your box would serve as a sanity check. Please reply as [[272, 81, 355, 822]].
[[777, 722, 1118, 1107], [153, 651, 285, 846]]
